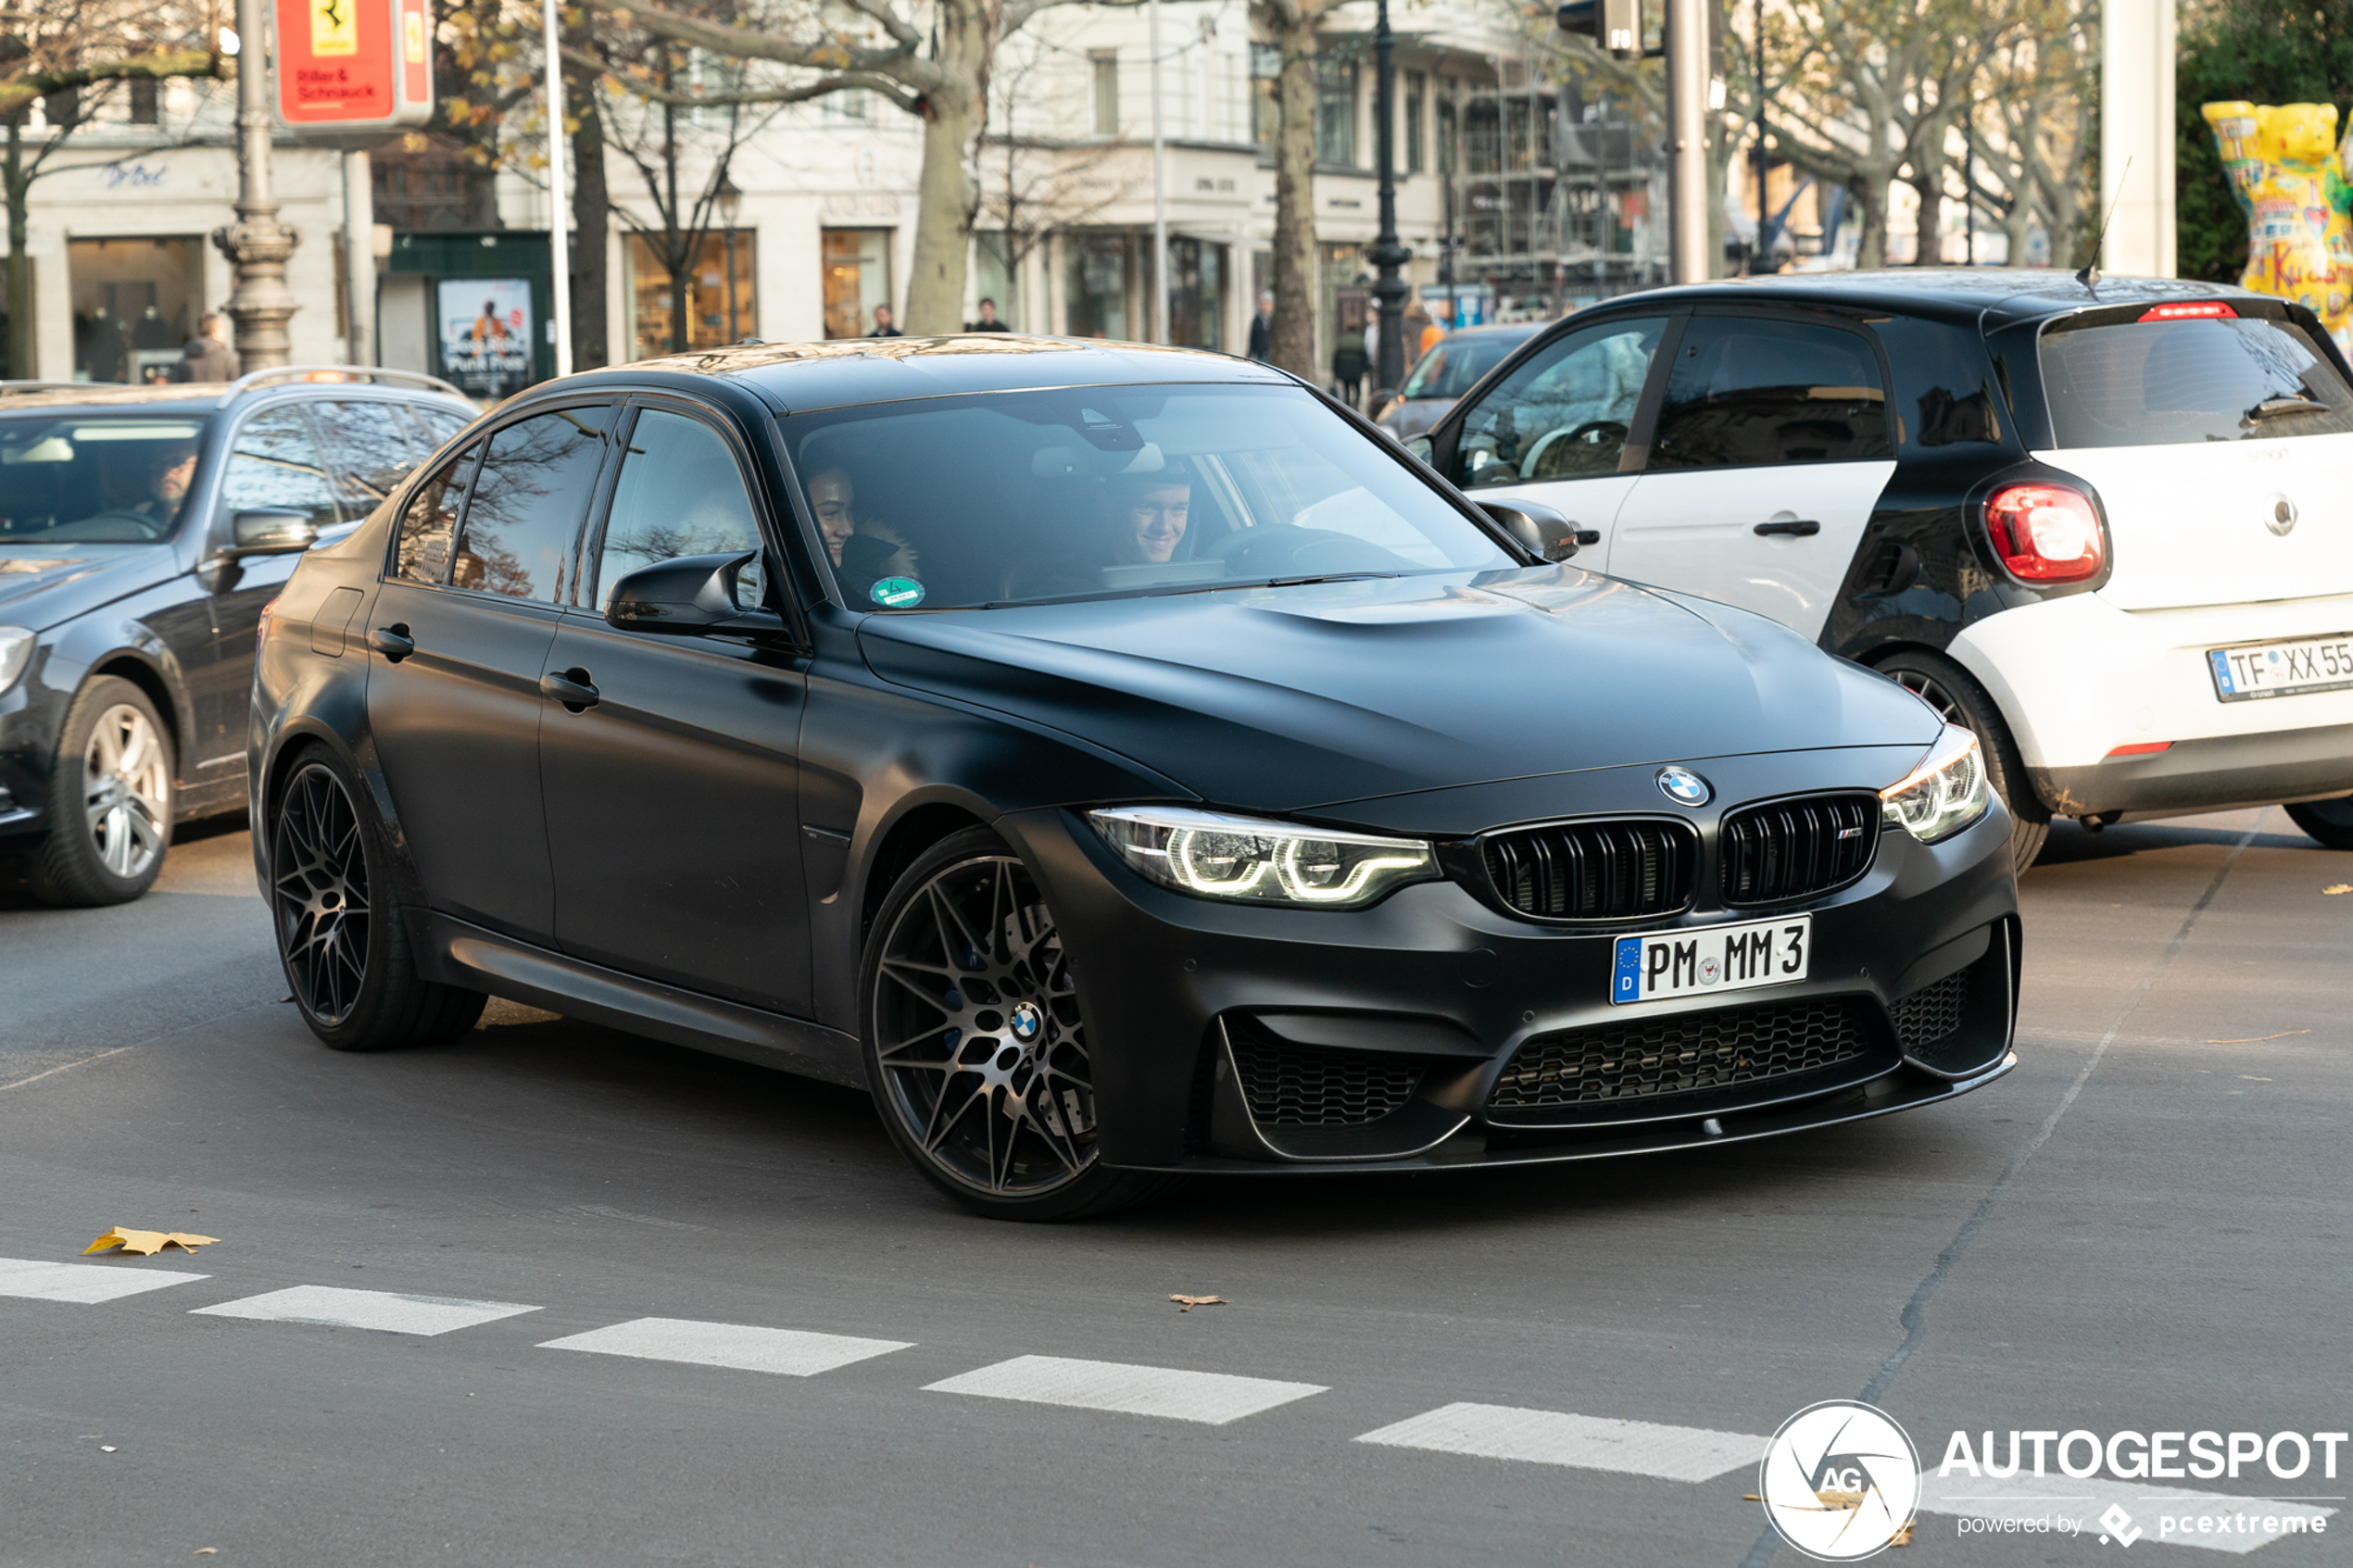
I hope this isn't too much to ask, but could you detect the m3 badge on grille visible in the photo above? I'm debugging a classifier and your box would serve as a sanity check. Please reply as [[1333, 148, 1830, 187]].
[[1611, 915, 1810, 1004]]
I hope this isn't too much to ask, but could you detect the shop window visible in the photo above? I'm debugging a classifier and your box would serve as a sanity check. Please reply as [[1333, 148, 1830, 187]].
[[1168, 237, 1225, 352], [628, 229, 758, 358], [821, 228, 891, 339], [1065, 232, 1130, 340], [69, 236, 201, 384], [974, 232, 1019, 330]]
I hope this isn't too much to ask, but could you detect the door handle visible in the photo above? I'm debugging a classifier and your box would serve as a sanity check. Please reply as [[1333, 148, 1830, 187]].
[[1753, 519, 1821, 537], [368, 624, 415, 661], [539, 668, 599, 712]]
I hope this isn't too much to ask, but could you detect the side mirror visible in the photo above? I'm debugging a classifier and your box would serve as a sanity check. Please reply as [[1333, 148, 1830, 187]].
[[1478, 499, 1580, 562], [229, 508, 320, 557], [1404, 434, 1435, 466], [605, 549, 786, 637]]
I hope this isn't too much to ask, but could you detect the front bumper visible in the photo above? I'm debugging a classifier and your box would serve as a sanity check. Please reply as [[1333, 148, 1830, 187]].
[[1000, 759, 2020, 1173], [1947, 591, 2353, 814]]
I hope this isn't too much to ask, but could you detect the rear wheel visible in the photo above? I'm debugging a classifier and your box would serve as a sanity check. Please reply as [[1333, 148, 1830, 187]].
[[270, 746, 484, 1050], [2285, 797, 2353, 849], [28, 676, 174, 907], [1875, 649, 2048, 872], [860, 827, 1169, 1221]]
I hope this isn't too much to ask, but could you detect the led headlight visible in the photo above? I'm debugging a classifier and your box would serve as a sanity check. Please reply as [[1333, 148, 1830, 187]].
[[1088, 805, 1439, 909], [1881, 724, 1991, 844], [0, 626, 33, 696]]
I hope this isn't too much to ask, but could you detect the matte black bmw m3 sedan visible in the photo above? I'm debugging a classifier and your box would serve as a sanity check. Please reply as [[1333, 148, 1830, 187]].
[[251, 337, 2019, 1219]]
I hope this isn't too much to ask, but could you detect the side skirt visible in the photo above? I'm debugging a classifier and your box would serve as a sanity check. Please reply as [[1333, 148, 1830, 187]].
[[413, 910, 867, 1090]]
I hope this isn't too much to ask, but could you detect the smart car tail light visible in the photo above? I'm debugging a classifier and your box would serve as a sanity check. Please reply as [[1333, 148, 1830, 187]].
[[2137, 301, 2235, 321], [1983, 483, 2104, 583]]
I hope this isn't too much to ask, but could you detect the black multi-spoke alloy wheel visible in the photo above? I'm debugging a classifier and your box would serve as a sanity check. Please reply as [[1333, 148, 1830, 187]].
[[28, 676, 175, 908], [1876, 648, 2047, 872], [861, 828, 1169, 1220], [2285, 796, 2353, 849], [270, 746, 484, 1050]]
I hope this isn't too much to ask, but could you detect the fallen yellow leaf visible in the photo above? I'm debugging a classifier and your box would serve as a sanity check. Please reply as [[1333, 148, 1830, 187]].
[[1892, 1520, 1914, 1546], [1814, 1488, 1867, 1511], [1170, 1294, 1227, 1312], [83, 1227, 220, 1258], [2324, 884, 2351, 895]]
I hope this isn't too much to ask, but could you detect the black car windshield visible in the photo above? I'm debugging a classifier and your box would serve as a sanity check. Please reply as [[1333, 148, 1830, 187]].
[[783, 383, 1515, 610], [0, 414, 210, 543], [2038, 314, 2353, 447], [1399, 333, 1525, 400]]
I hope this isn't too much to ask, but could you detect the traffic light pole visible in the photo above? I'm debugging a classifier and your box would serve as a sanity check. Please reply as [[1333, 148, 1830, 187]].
[[1561, 0, 1711, 284]]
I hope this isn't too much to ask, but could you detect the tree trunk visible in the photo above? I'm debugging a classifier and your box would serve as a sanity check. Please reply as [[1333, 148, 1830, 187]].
[[1269, 14, 1316, 377], [903, 81, 980, 332], [1854, 174, 1889, 270], [569, 62, 611, 368], [5, 118, 28, 379], [1910, 172, 1942, 265]]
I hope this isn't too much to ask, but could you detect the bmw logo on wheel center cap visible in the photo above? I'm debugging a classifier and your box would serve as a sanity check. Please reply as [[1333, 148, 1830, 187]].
[[1656, 765, 1712, 807], [1009, 1002, 1043, 1043]]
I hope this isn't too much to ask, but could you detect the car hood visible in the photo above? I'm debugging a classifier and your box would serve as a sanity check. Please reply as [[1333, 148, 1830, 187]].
[[858, 567, 1940, 815], [0, 546, 180, 630]]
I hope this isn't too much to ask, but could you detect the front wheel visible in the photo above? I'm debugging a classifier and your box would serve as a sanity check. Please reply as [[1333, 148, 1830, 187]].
[[1875, 649, 2048, 872], [2285, 796, 2353, 849], [860, 827, 1168, 1221], [269, 746, 484, 1050], [28, 676, 175, 907]]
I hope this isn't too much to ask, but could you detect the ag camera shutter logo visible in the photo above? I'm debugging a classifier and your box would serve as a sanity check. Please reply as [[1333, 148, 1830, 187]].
[[1759, 1400, 1921, 1561]]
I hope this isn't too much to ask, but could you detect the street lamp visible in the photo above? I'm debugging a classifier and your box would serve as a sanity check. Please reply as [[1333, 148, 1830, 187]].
[[1368, 0, 1410, 407], [715, 174, 744, 342], [213, 0, 299, 370]]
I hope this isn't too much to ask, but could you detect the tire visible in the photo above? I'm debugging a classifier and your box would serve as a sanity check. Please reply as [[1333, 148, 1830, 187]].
[[268, 745, 484, 1050], [1874, 648, 2049, 872], [2285, 796, 2353, 849], [28, 676, 175, 907], [860, 826, 1170, 1221]]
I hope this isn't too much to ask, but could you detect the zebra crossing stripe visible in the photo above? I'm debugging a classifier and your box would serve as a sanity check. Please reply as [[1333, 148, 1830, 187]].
[[1354, 1402, 1762, 1481], [190, 1285, 541, 1336], [925, 1354, 1327, 1425], [539, 1316, 912, 1376], [0, 1256, 208, 1304]]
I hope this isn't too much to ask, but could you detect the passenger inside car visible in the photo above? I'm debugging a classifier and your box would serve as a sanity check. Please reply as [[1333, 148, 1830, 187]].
[[804, 463, 921, 600]]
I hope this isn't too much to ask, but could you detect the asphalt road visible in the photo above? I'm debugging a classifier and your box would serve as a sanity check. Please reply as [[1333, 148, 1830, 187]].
[[2, 809, 2347, 1567]]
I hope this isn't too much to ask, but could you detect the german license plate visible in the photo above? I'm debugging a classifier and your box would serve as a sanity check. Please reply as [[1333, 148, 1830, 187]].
[[1610, 915, 1811, 1006], [2208, 633, 2353, 702]]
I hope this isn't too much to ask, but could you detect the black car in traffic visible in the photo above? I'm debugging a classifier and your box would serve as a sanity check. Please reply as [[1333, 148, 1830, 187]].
[[252, 337, 2019, 1219], [0, 370, 474, 904]]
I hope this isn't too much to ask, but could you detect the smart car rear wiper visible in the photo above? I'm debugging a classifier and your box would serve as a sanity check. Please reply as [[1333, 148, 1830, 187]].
[[2245, 395, 2330, 421]]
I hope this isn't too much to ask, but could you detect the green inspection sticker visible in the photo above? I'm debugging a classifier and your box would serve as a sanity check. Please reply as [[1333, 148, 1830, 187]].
[[870, 575, 925, 608]]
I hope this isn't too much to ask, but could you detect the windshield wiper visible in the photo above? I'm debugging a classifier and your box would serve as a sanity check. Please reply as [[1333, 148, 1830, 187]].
[[1237, 571, 1403, 590], [2245, 395, 2330, 421]]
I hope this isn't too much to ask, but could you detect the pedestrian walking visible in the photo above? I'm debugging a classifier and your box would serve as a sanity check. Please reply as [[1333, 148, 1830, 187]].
[[1246, 292, 1273, 360], [869, 304, 903, 338], [1331, 326, 1367, 408], [965, 298, 1011, 332], [170, 313, 241, 383]]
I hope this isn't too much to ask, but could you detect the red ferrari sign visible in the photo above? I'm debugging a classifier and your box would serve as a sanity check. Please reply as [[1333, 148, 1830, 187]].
[[275, 0, 433, 131]]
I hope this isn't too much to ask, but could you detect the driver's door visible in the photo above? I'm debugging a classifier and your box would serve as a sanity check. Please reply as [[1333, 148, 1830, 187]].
[[1443, 314, 1672, 564]]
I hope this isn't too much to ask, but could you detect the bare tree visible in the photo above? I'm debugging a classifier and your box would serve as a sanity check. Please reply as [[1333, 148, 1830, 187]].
[[1246, 0, 1341, 374], [1959, 0, 2092, 268], [974, 42, 1138, 331], [0, 4, 226, 376]]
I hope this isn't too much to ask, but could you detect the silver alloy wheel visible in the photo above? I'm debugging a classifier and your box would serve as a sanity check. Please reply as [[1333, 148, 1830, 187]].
[[271, 763, 371, 1026], [871, 853, 1100, 1198], [82, 703, 170, 881], [1891, 669, 1967, 730]]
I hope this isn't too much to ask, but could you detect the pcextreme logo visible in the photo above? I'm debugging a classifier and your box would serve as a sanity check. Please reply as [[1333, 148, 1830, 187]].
[[1758, 1400, 1921, 1561]]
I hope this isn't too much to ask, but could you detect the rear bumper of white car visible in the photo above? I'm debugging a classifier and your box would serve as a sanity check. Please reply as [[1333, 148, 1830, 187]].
[[1945, 591, 2353, 818]]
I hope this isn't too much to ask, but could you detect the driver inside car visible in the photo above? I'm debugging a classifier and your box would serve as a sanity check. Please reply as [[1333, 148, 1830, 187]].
[[1002, 460, 1197, 600], [76, 441, 198, 533]]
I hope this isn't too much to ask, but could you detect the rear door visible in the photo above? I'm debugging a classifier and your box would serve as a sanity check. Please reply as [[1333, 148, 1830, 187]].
[[1605, 311, 1898, 638], [2030, 307, 2353, 610], [1441, 313, 1672, 561], [536, 401, 812, 1015]]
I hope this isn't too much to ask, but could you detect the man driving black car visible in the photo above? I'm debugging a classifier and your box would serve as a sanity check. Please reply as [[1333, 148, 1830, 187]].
[[69, 440, 199, 536]]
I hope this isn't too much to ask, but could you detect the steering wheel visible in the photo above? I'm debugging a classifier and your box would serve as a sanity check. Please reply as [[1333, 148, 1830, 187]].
[[1524, 420, 1629, 483], [51, 509, 169, 543], [1204, 524, 1412, 580]]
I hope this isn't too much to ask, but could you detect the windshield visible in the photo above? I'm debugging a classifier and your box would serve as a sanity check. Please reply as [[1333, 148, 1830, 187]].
[[0, 414, 210, 543], [783, 383, 1515, 610], [1399, 334, 1523, 401], [2038, 314, 2353, 447]]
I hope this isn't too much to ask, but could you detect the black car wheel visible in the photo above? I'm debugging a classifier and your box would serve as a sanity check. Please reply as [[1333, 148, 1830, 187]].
[[2285, 796, 2353, 849], [1876, 649, 2047, 872], [28, 676, 174, 908], [270, 746, 484, 1050], [861, 827, 1167, 1221]]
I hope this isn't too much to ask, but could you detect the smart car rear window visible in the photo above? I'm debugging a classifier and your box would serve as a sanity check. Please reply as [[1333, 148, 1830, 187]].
[[2038, 314, 2353, 447]]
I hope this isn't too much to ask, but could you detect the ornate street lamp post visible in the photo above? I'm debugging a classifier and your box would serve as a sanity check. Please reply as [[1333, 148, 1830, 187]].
[[213, 0, 298, 370], [1368, 0, 1411, 406]]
